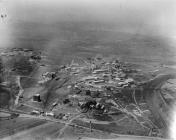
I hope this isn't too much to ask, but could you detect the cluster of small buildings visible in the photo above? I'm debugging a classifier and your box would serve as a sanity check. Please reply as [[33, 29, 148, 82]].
[[69, 57, 137, 91], [32, 56, 140, 118], [61, 57, 140, 114], [38, 71, 57, 85], [30, 109, 71, 121]]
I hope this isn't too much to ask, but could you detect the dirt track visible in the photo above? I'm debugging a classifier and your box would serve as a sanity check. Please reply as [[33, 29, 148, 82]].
[[1, 73, 175, 139]]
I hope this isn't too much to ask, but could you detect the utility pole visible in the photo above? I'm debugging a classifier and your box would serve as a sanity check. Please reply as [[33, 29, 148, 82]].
[[89, 121, 92, 132]]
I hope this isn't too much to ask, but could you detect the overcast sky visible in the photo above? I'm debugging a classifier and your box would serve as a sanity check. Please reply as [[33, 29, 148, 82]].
[[0, 0, 176, 48]]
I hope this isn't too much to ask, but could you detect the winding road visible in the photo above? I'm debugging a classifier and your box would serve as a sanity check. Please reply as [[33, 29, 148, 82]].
[[143, 73, 176, 130]]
